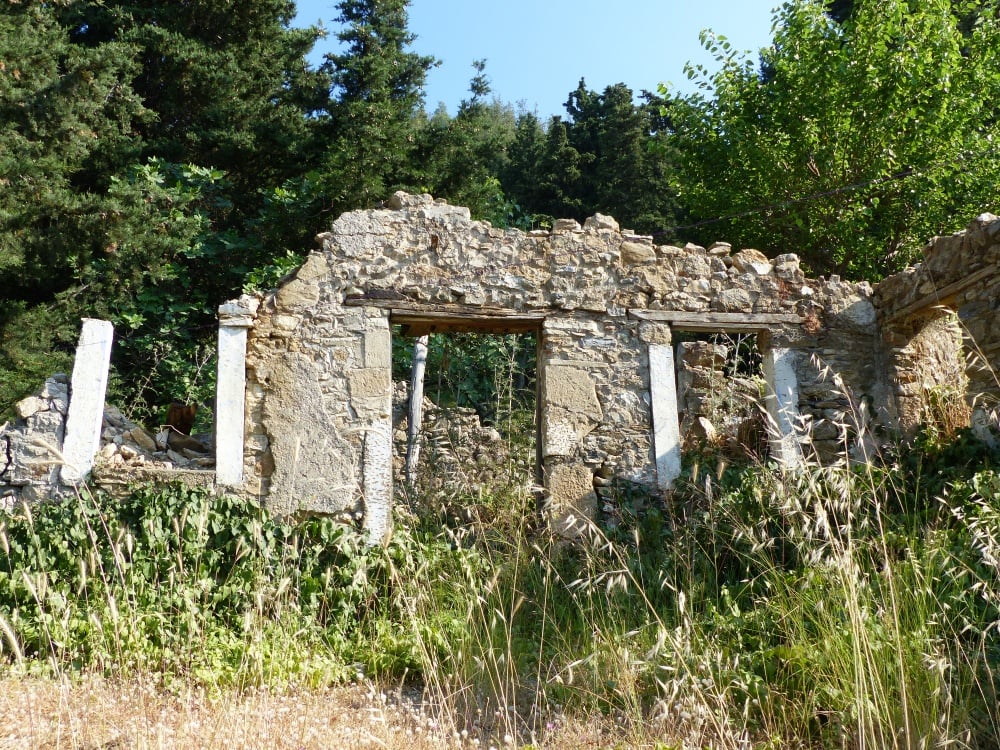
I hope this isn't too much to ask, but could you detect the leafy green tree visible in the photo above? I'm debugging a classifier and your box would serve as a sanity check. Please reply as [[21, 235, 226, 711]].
[[319, 0, 436, 211], [669, 0, 1000, 278]]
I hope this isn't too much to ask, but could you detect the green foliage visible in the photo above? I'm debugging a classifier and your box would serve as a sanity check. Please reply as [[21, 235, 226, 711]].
[[3, 430, 1000, 746], [668, 0, 1000, 278], [0, 303, 75, 421], [409, 62, 526, 225], [0, 0, 330, 418], [317, 0, 436, 211], [0, 484, 440, 685], [503, 81, 679, 235], [0, 2, 146, 304], [394, 332, 536, 424], [59, 0, 328, 196]]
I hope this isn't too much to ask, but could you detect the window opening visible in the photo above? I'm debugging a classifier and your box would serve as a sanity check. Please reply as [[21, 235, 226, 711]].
[[391, 326, 539, 510], [674, 331, 767, 460]]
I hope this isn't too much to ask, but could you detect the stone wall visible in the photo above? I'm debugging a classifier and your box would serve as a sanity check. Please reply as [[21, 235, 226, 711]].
[[237, 192, 879, 537], [876, 213, 1000, 437], [1, 375, 70, 507], [13, 196, 998, 541], [390, 382, 519, 498]]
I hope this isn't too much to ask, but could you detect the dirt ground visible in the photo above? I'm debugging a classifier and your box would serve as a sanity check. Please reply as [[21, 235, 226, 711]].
[[0, 676, 640, 750]]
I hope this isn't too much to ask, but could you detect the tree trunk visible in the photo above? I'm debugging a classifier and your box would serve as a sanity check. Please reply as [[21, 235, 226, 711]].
[[405, 335, 429, 488]]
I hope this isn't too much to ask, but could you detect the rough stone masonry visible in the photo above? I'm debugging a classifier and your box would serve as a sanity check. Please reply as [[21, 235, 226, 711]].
[[237, 192, 885, 540]]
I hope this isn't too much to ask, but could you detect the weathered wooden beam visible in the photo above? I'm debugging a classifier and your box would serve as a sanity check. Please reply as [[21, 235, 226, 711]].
[[885, 266, 994, 323], [345, 297, 538, 317], [628, 310, 803, 332], [398, 318, 542, 336], [345, 297, 545, 334]]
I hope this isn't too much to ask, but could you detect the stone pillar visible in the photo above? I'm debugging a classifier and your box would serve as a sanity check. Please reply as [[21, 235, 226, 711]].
[[216, 296, 259, 487], [359, 314, 393, 544], [763, 347, 803, 467], [60, 319, 114, 485], [539, 316, 604, 536], [648, 343, 682, 491], [363, 421, 393, 544]]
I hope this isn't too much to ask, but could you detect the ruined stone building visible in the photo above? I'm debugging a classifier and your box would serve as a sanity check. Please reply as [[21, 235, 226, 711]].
[[4, 193, 1000, 541]]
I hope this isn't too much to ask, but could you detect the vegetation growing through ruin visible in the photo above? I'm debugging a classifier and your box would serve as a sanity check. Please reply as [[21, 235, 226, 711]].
[[3, 2, 1000, 743], [2, 422, 1000, 747]]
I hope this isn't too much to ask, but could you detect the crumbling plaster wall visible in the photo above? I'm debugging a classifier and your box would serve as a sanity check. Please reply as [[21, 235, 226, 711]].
[[240, 192, 880, 532]]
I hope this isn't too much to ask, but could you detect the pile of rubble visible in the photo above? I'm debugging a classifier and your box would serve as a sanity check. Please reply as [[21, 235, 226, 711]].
[[1, 374, 216, 507], [390, 382, 526, 497], [97, 406, 215, 471], [675, 339, 767, 458]]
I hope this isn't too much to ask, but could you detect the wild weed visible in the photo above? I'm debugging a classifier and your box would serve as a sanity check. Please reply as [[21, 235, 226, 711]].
[[3, 428, 1000, 747]]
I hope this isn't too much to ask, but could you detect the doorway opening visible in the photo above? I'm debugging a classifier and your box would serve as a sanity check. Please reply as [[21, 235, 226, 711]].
[[390, 313, 540, 518]]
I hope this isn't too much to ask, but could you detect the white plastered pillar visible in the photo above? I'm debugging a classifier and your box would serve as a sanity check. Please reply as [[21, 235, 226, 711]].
[[762, 346, 803, 467], [60, 318, 115, 485], [647, 326, 682, 491], [216, 296, 259, 487]]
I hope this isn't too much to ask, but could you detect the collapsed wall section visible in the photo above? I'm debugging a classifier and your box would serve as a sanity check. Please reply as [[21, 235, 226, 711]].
[[876, 213, 1000, 438]]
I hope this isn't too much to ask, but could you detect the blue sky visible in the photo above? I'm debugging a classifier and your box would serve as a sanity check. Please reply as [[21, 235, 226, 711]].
[[293, 0, 780, 118]]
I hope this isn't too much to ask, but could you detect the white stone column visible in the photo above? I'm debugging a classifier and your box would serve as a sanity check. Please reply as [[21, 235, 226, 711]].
[[361, 314, 394, 545], [763, 347, 803, 467], [363, 421, 393, 544], [216, 296, 259, 487], [648, 343, 682, 491], [60, 319, 114, 485]]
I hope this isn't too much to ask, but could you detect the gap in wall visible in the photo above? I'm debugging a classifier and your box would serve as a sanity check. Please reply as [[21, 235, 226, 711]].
[[674, 331, 768, 461], [391, 326, 539, 513]]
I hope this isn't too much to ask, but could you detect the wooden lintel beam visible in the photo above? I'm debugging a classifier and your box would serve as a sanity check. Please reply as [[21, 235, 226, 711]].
[[628, 310, 803, 332], [885, 266, 993, 323], [395, 316, 542, 336], [344, 296, 543, 316], [343, 297, 545, 335]]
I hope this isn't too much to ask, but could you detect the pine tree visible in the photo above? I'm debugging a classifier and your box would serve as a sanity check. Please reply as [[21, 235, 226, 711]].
[[0, 2, 147, 410], [58, 0, 328, 196], [412, 61, 516, 222], [0, 2, 145, 303], [503, 80, 677, 233], [319, 0, 436, 210]]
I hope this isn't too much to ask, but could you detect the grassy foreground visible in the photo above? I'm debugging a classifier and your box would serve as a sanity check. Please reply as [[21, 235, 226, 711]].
[[2, 431, 999, 748]]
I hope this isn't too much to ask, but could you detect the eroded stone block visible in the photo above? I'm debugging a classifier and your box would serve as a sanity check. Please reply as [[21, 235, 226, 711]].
[[546, 462, 598, 537]]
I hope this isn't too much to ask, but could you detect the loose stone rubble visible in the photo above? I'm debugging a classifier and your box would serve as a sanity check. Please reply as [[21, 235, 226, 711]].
[[390, 382, 519, 498], [1, 384, 215, 505], [4, 195, 1000, 541]]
